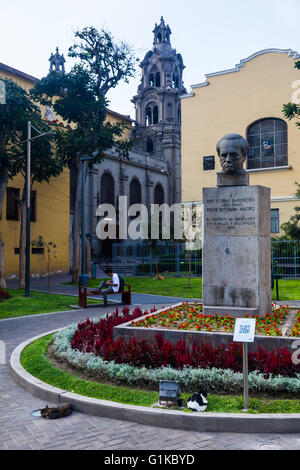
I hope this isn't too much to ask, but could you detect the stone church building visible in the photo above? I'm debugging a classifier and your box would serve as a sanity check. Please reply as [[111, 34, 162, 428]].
[[86, 17, 186, 260]]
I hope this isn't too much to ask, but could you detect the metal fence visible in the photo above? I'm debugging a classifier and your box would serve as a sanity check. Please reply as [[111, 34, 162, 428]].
[[109, 240, 300, 279], [271, 240, 300, 279], [111, 242, 201, 276]]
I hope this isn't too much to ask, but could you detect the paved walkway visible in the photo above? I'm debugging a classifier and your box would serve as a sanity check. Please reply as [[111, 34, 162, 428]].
[[7, 273, 300, 307], [1, 277, 300, 450], [6, 273, 202, 307]]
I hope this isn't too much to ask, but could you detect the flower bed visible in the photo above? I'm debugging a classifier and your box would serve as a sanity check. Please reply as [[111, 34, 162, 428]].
[[71, 306, 156, 353], [131, 302, 289, 337], [49, 311, 300, 395], [291, 311, 300, 337], [69, 307, 299, 378]]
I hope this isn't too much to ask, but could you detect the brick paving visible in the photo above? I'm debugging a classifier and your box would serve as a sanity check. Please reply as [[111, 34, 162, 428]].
[[0, 301, 300, 450]]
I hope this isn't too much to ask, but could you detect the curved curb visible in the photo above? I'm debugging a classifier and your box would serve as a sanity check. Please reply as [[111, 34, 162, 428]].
[[10, 331, 300, 434]]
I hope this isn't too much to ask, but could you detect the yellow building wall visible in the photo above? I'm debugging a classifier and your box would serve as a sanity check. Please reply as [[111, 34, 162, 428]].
[[0, 69, 34, 92], [0, 66, 70, 277], [105, 109, 132, 140], [1, 171, 70, 277], [181, 50, 300, 234]]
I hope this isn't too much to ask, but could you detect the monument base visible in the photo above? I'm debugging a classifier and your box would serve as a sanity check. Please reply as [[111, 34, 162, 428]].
[[203, 305, 260, 318], [203, 185, 272, 319]]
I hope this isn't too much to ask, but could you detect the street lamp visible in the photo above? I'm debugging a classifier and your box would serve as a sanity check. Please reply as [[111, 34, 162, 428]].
[[160, 167, 172, 206], [79, 155, 94, 288], [24, 121, 55, 297]]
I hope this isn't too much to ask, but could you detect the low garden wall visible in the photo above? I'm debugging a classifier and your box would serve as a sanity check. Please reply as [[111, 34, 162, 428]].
[[113, 304, 297, 353]]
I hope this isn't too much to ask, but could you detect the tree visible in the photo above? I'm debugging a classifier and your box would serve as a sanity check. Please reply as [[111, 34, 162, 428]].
[[31, 27, 137, 282], [147, 213, 165, 280], [0, 79, 34, 288], [8, 115, 62, 289], [283, 60, 300, 128], [281, 183, 300, 240], [0, 237, 5, 289], [282, 60, 300, 240], [0, 79, 61, 288], [32, 236, 57, 292], [144, 212, 179, 280]]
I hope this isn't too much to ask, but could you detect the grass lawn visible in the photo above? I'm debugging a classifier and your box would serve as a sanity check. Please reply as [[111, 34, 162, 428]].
[[21, 335, 158, 407], [272, 279, 300, 301], [20, 334, 300, 414], [0, 289, 101, 320], [88, 277, 300, 301], [88, 277, 203, 298]]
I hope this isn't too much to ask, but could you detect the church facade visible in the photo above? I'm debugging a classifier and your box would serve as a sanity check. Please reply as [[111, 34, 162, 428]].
[[87, 17, 185, 259]]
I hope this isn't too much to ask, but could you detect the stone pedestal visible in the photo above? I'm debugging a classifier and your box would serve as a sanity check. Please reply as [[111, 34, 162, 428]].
[[217, 171, 249, 187], [203, 185, 271, 318]]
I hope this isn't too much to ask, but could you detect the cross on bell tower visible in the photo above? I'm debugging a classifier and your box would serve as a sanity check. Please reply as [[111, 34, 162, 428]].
[[153, 16, 172, 45]]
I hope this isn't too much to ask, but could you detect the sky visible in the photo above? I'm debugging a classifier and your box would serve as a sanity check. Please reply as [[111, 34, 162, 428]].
[[1, 0, 300, 118]]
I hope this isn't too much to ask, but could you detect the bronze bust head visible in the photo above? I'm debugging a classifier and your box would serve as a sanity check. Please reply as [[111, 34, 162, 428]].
[[216, 134, 249, 175]]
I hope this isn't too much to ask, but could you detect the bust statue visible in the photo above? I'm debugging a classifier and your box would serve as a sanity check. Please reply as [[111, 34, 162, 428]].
[[216, 134, 249, 175]]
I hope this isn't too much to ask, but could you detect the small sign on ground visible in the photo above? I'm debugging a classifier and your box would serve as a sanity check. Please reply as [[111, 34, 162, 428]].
[[233, 318, 256, 343]]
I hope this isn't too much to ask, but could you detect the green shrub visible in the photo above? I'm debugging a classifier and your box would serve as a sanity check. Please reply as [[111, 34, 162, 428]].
[[51, 324, 300, 395]]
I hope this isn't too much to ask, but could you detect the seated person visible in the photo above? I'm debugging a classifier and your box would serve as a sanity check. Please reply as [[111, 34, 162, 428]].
[[97, 268, 120, 305]]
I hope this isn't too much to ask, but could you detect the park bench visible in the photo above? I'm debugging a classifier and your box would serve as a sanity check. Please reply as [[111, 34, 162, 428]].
[[78, 283, 131, 309]]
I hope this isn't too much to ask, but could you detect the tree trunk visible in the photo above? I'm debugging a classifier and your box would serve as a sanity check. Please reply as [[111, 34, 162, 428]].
[[0, 163, 8, 212], [18, 187, 26, 289], [47, 252, 50, 293], [0, 234, 6, 289], [0, 163, 8, 288], [72, 165, 81, 283]]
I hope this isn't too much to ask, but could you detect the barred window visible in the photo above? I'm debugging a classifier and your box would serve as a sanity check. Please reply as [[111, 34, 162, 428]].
[[271, 209, 280, 234]]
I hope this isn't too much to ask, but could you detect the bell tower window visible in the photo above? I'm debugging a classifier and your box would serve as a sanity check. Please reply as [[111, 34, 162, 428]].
[[155, 72, 161, 87], [173, 74, 179, 88], [149, 73, 155, 87], [146, 107, 152, 126], [153, 106, 159, 124]]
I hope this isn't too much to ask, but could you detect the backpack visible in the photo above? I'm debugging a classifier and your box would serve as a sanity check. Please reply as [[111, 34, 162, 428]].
[[118, 275, 125, 292]]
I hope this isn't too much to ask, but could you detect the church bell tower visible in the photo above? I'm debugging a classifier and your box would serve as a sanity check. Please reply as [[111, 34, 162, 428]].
[[132, 17, 186, 204]]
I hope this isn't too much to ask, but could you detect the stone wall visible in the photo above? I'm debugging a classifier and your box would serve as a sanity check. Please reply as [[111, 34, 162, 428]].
[[113, 305, 296, 353]]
